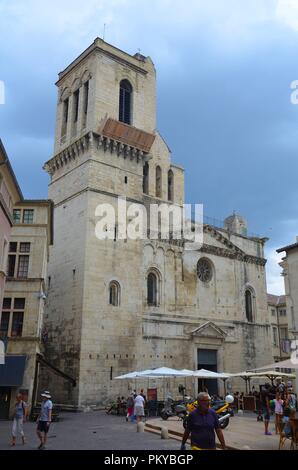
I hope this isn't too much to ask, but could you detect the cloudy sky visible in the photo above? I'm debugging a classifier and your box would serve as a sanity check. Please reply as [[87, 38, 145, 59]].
[[1, 0, 298, 294]]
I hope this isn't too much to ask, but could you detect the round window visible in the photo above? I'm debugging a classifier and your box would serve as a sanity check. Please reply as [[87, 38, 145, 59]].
[[197, 258, 213, 283]]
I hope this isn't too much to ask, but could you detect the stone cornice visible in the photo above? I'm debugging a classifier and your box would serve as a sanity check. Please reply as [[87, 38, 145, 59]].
[[6, 277, 44, 283], [43, 131, 148, 177], [57, 38, 148, 85], [199, 243, 266, 266]]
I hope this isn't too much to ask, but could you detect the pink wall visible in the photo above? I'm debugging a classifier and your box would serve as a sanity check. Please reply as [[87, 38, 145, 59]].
[[0, 208, 12, 313]]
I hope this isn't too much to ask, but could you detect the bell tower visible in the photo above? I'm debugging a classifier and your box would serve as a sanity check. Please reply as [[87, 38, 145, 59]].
[[53, 38, 157, 156], [42, 39, 164, 407]]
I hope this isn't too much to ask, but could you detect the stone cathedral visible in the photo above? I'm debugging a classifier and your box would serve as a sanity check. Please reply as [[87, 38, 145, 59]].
[[41, 38, 273, 407]]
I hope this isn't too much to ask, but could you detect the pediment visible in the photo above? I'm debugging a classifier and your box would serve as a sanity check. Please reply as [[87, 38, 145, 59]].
[[202, 226, 244, 255], [189, 322, 227, 340]]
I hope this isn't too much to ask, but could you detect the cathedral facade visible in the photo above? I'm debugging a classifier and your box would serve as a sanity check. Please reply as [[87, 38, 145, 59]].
[[42, 38, 273, 407]]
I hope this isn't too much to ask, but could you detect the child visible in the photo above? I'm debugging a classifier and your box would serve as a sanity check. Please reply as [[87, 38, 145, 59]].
[[273, 392, 284, 434]]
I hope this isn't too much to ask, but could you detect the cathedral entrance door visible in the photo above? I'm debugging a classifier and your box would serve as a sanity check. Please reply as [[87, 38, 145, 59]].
[[197, 349, 218, 397]]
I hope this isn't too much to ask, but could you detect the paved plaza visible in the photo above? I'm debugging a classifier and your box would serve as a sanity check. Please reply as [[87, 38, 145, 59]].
[[0, 411, 181, 451], [145, 412, 295, 451], [0, 409, 295, 451]]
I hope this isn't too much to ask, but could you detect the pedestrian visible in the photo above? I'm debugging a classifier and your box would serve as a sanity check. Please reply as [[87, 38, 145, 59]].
[[119, 396, 126, 415], [140, 389, 147, 415], [134, 392, 145, 423], [11, 393, 28, 446], [273, 391, 284, 434], [36, 391, 53, 450], [181, 392, 226, 450], [260, 383, 272, 436], [140, 389, 147, 402], [285, 387, 297, 418], [276, 377, 286, 399], [116, 396, 121, 415], [126, 393, 135, 422]]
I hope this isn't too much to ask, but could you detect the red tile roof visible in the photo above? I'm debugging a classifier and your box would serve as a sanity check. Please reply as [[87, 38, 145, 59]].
[[267, 293, 286, 306], [100, 118, 155, 153]]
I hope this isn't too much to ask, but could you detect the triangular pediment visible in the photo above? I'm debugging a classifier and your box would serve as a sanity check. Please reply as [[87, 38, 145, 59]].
[[189, 322, 227, 339], [202, 226, 245, 255]]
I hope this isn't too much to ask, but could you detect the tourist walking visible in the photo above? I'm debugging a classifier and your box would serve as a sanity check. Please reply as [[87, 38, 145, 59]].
[[273, 392, 284, 434], [181, 392, 226, 450], [126, 393, 135, 422], [134, 392, 145, 423], [261, 383, 272, 436], [11, 393, 28, 446], [36, 391, 53, 450]]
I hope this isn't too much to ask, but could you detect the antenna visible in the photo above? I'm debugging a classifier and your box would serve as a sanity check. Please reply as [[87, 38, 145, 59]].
[[103, 23, 106, 42]]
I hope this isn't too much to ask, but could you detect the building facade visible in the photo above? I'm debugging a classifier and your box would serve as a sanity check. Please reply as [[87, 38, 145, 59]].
[[267, 294, 290, 362], [276, 240, 298, 391], [0, 143, 53, 418], [277, 239, 298, 352], [0, 140, 23, 321], [41, 38, 274, 407]]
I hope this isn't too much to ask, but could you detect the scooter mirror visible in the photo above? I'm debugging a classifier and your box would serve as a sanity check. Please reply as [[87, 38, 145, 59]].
[[225, 395, 234, 404]]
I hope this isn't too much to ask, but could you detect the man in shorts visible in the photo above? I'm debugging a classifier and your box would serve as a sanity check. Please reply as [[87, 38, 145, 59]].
[[261, 383, 272, 436], [36, 391, 53, 449], [134, 392, 145, 423]]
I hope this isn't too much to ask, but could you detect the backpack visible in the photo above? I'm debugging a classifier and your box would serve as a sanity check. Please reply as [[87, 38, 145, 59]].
[[288, 394, 296, 411]]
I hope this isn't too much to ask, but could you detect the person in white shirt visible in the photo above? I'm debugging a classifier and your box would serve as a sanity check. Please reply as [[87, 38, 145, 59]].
[[36, 391, 53, 450], [134, 393, 145, 423]]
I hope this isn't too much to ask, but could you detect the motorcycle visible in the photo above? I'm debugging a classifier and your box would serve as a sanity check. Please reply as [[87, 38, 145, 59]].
[[160, 396, 188, 421], [183, 395, 234, 429]]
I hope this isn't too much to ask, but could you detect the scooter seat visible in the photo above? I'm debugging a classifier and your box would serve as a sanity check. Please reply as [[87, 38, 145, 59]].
[[212, 402, 226, 411]]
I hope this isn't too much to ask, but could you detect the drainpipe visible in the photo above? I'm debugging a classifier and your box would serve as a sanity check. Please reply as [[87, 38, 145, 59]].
[[276, 306, 282, 361], [30, 357, 40, 420]]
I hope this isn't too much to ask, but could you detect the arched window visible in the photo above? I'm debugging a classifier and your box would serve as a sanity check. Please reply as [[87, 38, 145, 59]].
[[109, 281, 120, 306], [168, 170, 174, 202], [119, 80, 132, 125], [156, 166, 162, 198], [143, 162, 149, 195], [147, 272, 158, 306], [245, 289, 254, 322]]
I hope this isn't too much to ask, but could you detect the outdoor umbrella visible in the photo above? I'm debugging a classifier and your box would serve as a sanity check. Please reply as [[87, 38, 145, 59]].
[[247, 358, 298, 371], [229, 372, 259, 394], [137, 367, 193, 377]]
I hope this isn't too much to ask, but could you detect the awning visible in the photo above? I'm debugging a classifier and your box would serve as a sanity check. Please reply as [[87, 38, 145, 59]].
[[0, 355, 26, 387], [36, 353, 76, 387]]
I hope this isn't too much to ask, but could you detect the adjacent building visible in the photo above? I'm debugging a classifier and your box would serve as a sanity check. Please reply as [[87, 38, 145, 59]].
[[0, 140, 53, 419], [0, 140, 23, 319], [277, 239, 298, 352], [267, 294, 290, 362]]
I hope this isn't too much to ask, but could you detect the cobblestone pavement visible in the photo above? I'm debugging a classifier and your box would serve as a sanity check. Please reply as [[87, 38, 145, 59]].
[[0, 411, 182, 451]]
